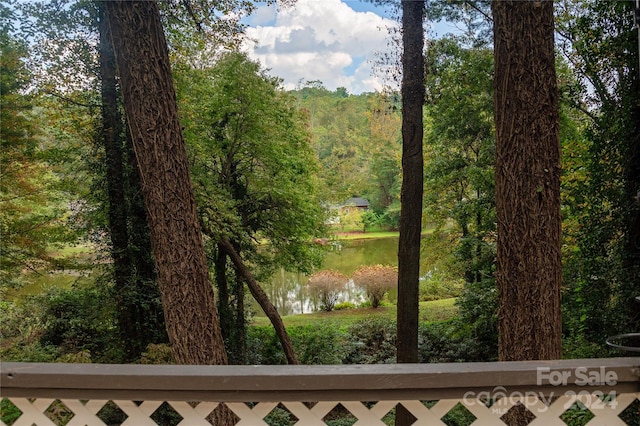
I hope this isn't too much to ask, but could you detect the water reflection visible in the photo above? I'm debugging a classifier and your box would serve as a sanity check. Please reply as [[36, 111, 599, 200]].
[[252, 237, 404, 316]]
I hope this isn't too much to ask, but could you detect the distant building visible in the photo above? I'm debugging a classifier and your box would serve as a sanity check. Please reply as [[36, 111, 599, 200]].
[[341, 197, 370, 213], [324, 197, 370, 225]]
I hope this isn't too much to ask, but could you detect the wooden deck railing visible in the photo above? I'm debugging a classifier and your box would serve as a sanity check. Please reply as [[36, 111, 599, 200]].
[[1, 357, 639, 425]]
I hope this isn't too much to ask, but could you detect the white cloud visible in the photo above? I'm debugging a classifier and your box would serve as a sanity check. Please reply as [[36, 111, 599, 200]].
[[249, 3, 277, 25], [243, 0, 397, 94]]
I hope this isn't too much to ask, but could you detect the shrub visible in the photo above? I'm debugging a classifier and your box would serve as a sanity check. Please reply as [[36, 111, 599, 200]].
[[419, 270, 463, 301], [307, 270, 348, 311], [342, 317, 397, 364], [334, 301, 356, 311], [140, 343, 175, 364], [418, 320, 497, 363], [351, 265, 397, 308], [247, 325, 347, 365], [39, 285, 119, 362], [0, 297, 60, 362]]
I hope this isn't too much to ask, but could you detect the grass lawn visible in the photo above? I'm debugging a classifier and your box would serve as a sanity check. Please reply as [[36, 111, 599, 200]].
[[250, 297, 458, 328], [331, 227, 436, 241]]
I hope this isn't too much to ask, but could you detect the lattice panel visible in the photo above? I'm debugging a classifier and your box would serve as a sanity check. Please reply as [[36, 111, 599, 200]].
[[1, 393, 638, 425]]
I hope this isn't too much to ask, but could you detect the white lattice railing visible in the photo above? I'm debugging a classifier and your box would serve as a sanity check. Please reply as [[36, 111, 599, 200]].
[[1, 358, 639, 425]]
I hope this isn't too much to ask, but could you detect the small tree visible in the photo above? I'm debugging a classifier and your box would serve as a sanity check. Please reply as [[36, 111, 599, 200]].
[[352, 265, 398, 308], [307, 270, 347, 312]]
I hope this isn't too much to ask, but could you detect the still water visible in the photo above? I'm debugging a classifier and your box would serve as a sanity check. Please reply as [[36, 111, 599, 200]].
[[254, 237, 420, 316]]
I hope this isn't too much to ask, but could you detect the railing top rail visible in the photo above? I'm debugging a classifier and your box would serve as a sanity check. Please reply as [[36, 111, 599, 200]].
[[2, 357, 639, 401]]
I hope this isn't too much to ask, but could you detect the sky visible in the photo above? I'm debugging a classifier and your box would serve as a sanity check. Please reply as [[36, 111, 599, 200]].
[[241, 0, 401, 94]]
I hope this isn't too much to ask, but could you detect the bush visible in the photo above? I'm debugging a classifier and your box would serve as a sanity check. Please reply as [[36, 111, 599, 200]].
[[419, 320, 497, 363], [247, 325, 347, 365], [352, 265, 397, 308], [0, 297, 60, 362], [39, 285, 119, 362], [334, 301, 356, 310], [419, 271, 463, 301], [140, 343, 175, 364], [343, 317, 397, 364], [307, 270, 348, 311]]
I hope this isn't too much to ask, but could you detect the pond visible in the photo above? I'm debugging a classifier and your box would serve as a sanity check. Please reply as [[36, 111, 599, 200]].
[[253, 236, 432, 316]]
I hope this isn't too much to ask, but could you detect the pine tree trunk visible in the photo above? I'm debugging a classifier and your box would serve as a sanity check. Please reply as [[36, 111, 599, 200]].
[[396, 1, 424, 425], [492, 0, 562, 363], [105, 0, 228, 368]]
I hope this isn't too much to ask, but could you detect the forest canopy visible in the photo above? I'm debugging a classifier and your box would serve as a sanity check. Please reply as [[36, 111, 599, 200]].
[[0, 0, 638, 371]]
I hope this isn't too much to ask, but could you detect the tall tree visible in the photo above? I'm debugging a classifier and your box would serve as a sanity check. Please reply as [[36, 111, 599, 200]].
[[104, 1, 228, 367], [557, 0, 640, 348], [396, 0, 425, 424], [492, 0, 562, 361], [176, 52, 325, 364], [97, 3, 167, 362]]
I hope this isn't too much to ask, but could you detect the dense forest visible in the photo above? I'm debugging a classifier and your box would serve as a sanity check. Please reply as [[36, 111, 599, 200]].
[[1, 0, 638, 379]]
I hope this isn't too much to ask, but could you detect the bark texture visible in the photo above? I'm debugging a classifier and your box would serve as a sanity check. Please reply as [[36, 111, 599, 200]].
[[397, 0, 425, 365], [492, 0, 562, 362], [105, 0, 228, 367], [396, 2, 424, 425]]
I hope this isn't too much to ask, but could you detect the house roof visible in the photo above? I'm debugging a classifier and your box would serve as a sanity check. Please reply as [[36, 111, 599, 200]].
[[344, 197, 370, 208]]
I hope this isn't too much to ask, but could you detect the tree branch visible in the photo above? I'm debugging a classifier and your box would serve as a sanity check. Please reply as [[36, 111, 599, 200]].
[[218, 236, 300, 365]]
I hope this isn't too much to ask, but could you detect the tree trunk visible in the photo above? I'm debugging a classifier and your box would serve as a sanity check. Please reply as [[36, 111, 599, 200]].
[[396, 1, 424, 425], [232, 248, 247, 364], [492, 0, 562, 362], [219, 237, 300, 365], [105, 0, 228, 367], [98, 4, 137, 361], [125, 128, 168, 348], [397, 0, 425, 364]]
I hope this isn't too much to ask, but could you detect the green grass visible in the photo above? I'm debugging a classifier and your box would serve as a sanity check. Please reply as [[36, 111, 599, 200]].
[[331, 227, 436, 241], [250, 297, 458, 328], [334, 231, 399, 240]]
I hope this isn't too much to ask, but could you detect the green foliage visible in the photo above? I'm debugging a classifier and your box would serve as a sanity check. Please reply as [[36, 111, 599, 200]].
[[343, 316, 397, 364], [140, 343, 175, 365], [177, 52, 327, 274], [422, 36, 497, 356], [292, 85, 402, 221], [1, 398, 22, 426], [248, 325, 347, 365], [235, 308, 495, 365], [454, 277, 498, 356], [334, 301, 356, 311], [440, 402, 477, 426], [264, 406, 296, 426], [0, 297, 60, 362], [39, 284, 119, 362], [419, 270, 463, 301], [0, 31, 79, 289], [419, 320, 497, 363], [557, 0, 640, 345]]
